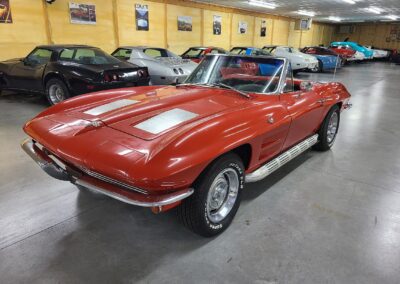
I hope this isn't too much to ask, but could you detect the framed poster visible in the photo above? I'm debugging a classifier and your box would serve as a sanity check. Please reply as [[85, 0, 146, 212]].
[[238, 21, 247, 34], [135, 4, 149, 31], [260, 20, 266, 37], [178, 16, 192, 31], [0, 0, 12, 23], [213, 15, 221, 35], [69, 2, 96, 25]]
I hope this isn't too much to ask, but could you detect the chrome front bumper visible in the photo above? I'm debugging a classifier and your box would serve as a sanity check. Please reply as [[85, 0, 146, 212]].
[[21, 138, 194, 208]]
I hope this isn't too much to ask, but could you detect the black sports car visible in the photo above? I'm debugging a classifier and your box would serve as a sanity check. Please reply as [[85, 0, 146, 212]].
[[0, 45, 150, 104]]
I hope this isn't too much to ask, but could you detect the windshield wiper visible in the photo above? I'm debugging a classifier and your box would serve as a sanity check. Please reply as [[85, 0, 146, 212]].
[[208, 82, 250, 98]]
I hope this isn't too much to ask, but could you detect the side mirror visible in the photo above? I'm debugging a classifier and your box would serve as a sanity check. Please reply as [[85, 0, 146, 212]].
[[170, 77, 180, 86], [300, 81, 313, 91]]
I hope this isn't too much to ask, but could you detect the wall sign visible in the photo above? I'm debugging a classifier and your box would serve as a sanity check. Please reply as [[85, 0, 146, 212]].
[[260, 20, 266, 37], [238, 21, 247, 34], [213, 15, 221, 35], [69, 2, 96, 25], [178, 16, 192, 31], [0, 0, 12, 24], [135, 4, 148, 31]]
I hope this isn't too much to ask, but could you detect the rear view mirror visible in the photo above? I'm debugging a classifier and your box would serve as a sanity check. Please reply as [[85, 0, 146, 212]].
[[300, 81, 313, 91]]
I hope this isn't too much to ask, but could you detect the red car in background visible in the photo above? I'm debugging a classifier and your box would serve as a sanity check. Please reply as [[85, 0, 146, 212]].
[[181, 46, 227, 63], [329, 45, 356, 63]]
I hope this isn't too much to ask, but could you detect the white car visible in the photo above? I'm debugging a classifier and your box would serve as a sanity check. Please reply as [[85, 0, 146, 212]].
[[365, 46, 389, 59], [347, 51, 366, 62], [112, 46, 198, 85], [263, 45, 319, 73]]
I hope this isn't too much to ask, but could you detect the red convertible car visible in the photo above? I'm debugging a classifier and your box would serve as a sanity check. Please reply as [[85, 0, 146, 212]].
[[22, 55, 351, 237]]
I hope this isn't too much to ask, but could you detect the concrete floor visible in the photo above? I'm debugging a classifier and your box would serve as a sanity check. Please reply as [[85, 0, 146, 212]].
[[1, 62, 400, 283]]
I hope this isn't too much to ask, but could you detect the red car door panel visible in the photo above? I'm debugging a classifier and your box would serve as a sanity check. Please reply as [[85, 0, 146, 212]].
[[280, 90, 324, 150]]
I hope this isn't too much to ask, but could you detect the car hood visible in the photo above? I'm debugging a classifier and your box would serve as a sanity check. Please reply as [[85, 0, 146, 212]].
[[52, 86, 249, 141], [0, 57, 23, 65]]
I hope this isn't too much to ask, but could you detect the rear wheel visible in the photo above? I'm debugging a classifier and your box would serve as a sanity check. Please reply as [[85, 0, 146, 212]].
[[314, 105, 340, 151], [46, 78, 70, 105], [177, 153, 244, 237]]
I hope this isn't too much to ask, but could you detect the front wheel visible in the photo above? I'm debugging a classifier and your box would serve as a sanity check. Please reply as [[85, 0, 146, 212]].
[[177, 153, 244, 237], [46, 78, 70, 105], [313, 105, 340, 151]]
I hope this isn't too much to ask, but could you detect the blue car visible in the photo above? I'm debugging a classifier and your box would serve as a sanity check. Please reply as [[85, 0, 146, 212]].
[[330, 41, 374, 59], [301, 46, 342, 72]]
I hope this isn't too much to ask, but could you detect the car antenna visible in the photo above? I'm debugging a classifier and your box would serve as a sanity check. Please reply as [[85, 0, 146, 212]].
[[332, 54, 340, 82]]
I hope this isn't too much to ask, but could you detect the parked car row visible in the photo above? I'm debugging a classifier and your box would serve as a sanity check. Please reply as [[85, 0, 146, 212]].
[[0, 42, 397, 105]]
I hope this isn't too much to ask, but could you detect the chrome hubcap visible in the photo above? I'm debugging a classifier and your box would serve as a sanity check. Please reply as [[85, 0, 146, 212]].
[[327, 112, 338, 144], [206, 168, 239, 223], [49, 84, 65, 104]]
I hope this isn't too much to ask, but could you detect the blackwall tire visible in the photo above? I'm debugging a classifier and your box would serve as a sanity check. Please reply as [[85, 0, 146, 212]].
[[177, 152, 244, 237], [46, 78, 70, 105], [313, 105, 340, 151]]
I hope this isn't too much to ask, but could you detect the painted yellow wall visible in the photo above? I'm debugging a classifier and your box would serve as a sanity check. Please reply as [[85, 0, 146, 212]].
[[333, 23, 400, 49], [288, 22, 334, 49], [0, 0, 48, 60], [0, 0, 336, 61]]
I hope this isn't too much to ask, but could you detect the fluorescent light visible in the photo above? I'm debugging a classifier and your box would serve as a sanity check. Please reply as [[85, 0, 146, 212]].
[[341, 0, 355, 4], [385, 15, 398, 20], [366, 7, 382, 14], [329, 16, 341, 22], [248, 0, 276, 9], [297, 10, 315, 17]]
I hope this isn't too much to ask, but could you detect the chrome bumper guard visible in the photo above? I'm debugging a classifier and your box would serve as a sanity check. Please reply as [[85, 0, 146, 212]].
[[21, 138, 194, 207]]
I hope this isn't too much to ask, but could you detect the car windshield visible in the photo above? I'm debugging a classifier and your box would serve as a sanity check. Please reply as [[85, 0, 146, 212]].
[[230, 48, 247, 55], [182, 48, 205, 58], [60, 48, 121, 65], [184, 55, 285, 94], [112, 48, 132, 60], [263, 46, 276, 54]]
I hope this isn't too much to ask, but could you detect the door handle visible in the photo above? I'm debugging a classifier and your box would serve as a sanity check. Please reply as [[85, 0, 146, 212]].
[[267, 115, 275, 124]]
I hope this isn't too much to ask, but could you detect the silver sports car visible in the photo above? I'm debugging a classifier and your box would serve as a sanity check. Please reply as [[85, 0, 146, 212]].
[[112, 46, 198, 85]]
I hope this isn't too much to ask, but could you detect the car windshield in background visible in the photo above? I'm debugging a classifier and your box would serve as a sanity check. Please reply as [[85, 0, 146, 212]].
[[230, 48, 247, 55], [112, 48, 132, 60], [263, 47, 276, 53], [184, 55, 285, 94], [182, 48, 205, 58], [60, 48, 121, 65]]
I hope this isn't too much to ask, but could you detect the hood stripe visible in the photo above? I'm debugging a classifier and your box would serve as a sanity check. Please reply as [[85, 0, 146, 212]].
[[84, 99, 139, 116]]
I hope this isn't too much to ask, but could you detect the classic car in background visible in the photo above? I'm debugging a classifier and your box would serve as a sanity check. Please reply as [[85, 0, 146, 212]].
[[328, 45, 356, 63], [21, 54, 351, 237], [230, 47, 272, 56], [181, 46, 228, 63], [0, 45, 150, 105], [301, 46, 342, 72], [364, 46, 390, 59], [112, 46, 198, 85], [330, 41, 374, 59], [263, 45, 319, 73]]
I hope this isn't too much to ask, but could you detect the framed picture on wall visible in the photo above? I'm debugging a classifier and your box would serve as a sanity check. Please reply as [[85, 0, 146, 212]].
[[213, 15, 222, 35], [177, 16, 192, 31], [0, 0, 12, 24], [238, 21, 247, 34], [69, 2, 96, 25], [260, 20, 266, 37], [135, 4, 149, 31]]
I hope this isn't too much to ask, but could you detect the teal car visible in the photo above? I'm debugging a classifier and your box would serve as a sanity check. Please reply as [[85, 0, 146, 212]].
[[330, 42, 373, 59]]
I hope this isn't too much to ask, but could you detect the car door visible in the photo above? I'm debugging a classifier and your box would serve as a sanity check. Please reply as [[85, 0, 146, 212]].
[[8, 48, 53, 91], [279, 67, 325, 150]]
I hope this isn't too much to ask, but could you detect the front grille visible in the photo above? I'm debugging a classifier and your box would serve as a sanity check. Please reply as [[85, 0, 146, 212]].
[[79, 167, 148, 195]]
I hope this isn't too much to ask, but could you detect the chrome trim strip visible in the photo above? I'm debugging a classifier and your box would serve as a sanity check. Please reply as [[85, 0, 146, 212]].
[[245, 134, 319, 183], [84, 99, 139, 116], [75, 179, 194, 207], [78, 167, 148, 195]]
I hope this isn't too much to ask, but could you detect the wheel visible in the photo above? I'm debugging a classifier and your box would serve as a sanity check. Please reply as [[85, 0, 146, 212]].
[[313, 105, 340, 151], [177, 152, 244, 237], [45, 78, 70, 105], [293, 70, 300, 76]]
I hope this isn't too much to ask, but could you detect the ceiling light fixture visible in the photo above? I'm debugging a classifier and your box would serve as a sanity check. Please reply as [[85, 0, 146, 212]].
[[248, 0, 276, 9], [366, 7, 382, 14], [329, 16, 342, 22], [341, 0, 356, 4], [385, 15, 398, 20], [297, 10, 316, 17]]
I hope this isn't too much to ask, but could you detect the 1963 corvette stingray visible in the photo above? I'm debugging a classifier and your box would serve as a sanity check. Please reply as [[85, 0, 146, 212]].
[[21, 55, 351, 237]]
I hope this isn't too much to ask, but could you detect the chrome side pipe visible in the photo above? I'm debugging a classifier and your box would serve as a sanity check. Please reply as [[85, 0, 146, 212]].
[[245, 134, 319, 183]]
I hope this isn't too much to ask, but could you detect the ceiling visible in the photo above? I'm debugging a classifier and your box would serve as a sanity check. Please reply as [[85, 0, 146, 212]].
[[191, 0, 400, 23]]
